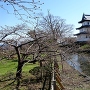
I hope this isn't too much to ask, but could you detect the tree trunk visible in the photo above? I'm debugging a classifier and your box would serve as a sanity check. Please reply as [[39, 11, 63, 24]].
[[16, 61, 23, 89], [14, 47, 22, 89], [16, 61, 24, 78]]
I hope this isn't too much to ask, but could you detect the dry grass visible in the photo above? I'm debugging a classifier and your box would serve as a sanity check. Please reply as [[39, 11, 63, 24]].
[[60, 61, 90, 90]]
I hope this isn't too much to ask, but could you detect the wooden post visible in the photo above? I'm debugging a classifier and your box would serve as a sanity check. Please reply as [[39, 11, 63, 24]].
[[51, 70, 56, 90], [51, 59, 56, 90]]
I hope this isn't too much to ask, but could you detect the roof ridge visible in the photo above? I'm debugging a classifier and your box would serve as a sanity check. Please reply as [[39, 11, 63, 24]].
[[84, 14, 90, 16]]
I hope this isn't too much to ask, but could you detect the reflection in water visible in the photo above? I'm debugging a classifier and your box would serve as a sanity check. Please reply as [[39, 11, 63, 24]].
[[67, 54, 82, 73], [67, 54, 90, 76]]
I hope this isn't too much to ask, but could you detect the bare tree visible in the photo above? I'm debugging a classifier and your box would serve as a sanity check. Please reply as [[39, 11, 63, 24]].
[[36, 12, 75, 89], [0, 23, 53, 89], [39, 12, 73, 41], [27, 13, 74, 89], [0, 0, 44, 22], [0, 24, 35, 89], [0, 12, 75, 89]]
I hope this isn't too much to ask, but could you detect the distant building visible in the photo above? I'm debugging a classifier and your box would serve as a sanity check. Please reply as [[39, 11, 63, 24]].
[[75, 14, 90, 43]]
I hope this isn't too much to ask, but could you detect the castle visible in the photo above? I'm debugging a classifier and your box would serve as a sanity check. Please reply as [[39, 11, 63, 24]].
[[75, 14, 90, 42]]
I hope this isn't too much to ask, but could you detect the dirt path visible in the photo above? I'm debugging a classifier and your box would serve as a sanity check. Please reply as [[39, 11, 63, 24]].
[[60, 61, 90, 90]]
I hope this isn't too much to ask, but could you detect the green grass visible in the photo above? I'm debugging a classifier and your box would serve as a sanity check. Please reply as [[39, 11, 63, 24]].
[[0, 59, 39, 75], [0, 59, 39, 90], [0, 60, 17, 75], [80, 44, 90, 49], [22, 62, 39, 72]]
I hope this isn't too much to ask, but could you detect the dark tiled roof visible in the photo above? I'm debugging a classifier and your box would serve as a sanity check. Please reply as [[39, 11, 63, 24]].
[[78, 14, 90, 23], [76, 25, 90, 29]]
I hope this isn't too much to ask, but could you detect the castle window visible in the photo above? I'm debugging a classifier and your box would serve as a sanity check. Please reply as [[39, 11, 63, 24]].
[[87, 22, 89, 25]]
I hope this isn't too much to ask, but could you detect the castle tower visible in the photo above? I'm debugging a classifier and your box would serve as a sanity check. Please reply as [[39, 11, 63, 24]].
[[75, 14, 90, 42]]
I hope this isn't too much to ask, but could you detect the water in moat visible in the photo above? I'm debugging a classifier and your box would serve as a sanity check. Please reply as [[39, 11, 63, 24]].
[[67, 53, 90, 76]]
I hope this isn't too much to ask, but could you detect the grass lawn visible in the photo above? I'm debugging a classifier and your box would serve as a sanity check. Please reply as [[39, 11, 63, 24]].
[[0, 60, 17, 75], [0, 59, 39, 90], [0, 59, 39, 75]]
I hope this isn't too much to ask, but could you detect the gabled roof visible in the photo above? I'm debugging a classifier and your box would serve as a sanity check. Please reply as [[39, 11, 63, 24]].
[[78, 13, 90, 23]]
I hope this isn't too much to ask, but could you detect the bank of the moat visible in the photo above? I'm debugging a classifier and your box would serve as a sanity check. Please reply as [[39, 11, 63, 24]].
[[60, 61, 90, 90]]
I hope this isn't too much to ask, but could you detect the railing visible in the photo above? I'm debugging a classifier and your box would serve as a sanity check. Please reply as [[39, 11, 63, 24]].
[[51, 60, 64, 90]]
